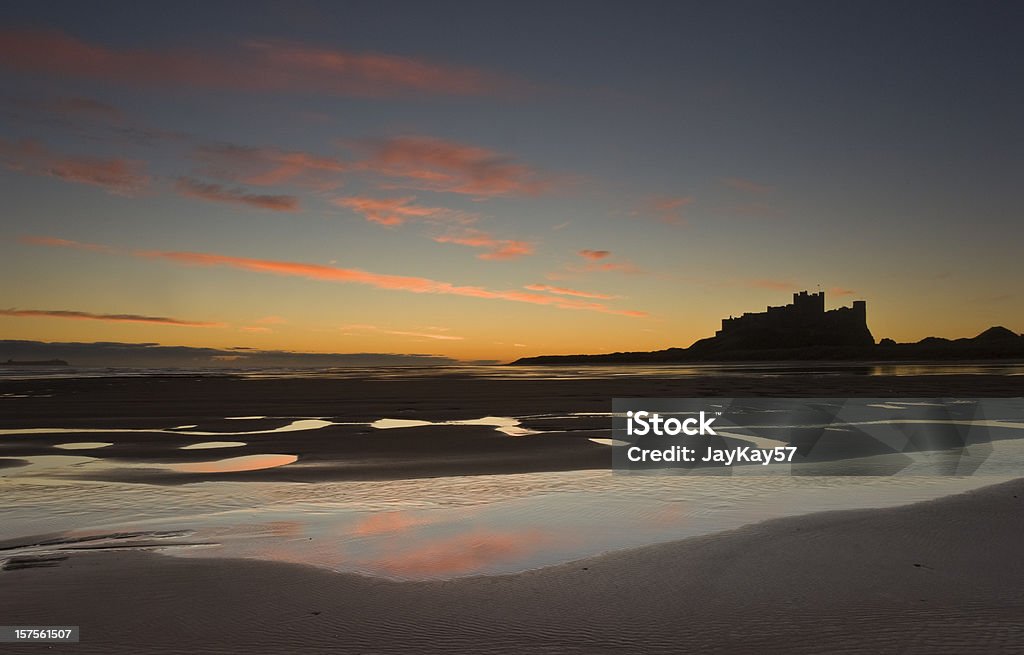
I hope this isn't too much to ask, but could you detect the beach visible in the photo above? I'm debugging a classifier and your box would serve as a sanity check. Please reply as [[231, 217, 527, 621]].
[[1, 367, 1023, 653], [1, 478, 1022, 654]]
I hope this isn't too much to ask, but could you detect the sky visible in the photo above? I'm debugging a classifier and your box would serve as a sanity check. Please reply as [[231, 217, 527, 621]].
[[1, 0, 1022, 364]]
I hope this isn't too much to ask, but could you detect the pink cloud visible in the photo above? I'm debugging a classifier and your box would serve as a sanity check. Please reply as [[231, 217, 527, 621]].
[[195, 143, 349, 189], [647, 196, 693, 225], [0, 138, 149, 195], [524, 284, 618, 300], [587, 261, 643, 274], [547, 255, 645, 280], [175, 177, 299, 211], [830, 287, 856, 297], [0, 29, 519, 98], [30, 237, 648, 317], [578, 249, 611, 260], [747, 278, 796, 291], [0, 308, 224, 327], [333, 195, 472, 227], [136, 253, 641, 316], [353, 135, 552, 197], [723, 177, 774, 194], [18, 235, 113, 252], [434, 229, 535, 260]]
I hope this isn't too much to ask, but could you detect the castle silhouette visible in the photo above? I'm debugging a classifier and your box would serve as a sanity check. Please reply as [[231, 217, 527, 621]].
[[511, 290, 1021, 364], [710, 290, 874, 350]]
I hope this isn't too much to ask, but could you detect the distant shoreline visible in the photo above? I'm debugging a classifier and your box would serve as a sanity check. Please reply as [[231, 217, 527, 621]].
[[512, 328, 1024, 365]]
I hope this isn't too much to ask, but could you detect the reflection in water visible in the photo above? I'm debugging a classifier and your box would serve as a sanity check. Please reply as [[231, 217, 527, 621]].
[[372, 416, 540, 436], [5, 454, 1024, 580], [372, 419, 433, 429], [180, 441, 247, 450], [0, 418, 334, 437], [53, 442, 113, 450], [373, 529, 552, 577], [170, 454, 298, 473]]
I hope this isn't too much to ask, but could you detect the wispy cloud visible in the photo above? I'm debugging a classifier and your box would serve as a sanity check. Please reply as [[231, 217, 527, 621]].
[[175, 177, 299, 211], [433, 229, 535, 260], [195, 143, 349, 189], [29, 237, 647, 317], [829, 287, 856, 297], [0, 137, 149, 195], [1, 95, 186, 146], [0, 308, 225, 327], [255, 315, 288, 325], [341, 324, 465, 341], [645, 196, 693, 225], [547, 252, 645, 279], [723, 177, 774, 194], [524, 284, 618, 300], [0, 29, 522, 98], [334, 195, 473, 227], [18, 235, 113, 252], [353, 135, 552, 197], [746, 278, 796, 291]]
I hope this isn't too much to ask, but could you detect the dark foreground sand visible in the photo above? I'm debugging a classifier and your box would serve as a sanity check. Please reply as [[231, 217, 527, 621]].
[[2, 373, 1022, 482], [1, 478, 1022, 654]]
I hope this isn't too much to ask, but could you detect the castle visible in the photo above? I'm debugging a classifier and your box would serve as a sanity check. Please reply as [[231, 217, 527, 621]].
[[710, 290, 874, 350]]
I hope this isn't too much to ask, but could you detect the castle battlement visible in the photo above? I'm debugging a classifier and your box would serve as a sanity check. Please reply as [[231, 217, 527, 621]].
[[713, 291, 872, 349]]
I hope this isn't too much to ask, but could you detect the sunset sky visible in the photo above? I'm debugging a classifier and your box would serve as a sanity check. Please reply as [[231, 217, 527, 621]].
[[1, 1, 1021, 363]]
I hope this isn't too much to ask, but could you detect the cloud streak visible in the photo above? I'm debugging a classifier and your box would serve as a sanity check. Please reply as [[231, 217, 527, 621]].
[[0, 308, 224, 327], [195, 143, 349, 189], [334, 195, 472, 227], [353, 135, 552, 197], [175, 177, 300, 211], [0, 29, 521, 98], [27, 236, 647, 317], [18, 235, 113, 252], [723, 177, 774, 194], [433, 230, 535, 260], [647, 196, 693, 225], [0, 137, 149, 195], [524, 284, 618, 300], [578, 249, 611, 260]]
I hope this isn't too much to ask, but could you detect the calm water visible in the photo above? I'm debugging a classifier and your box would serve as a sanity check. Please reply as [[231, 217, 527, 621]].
[[1, 468, 1020, 580], [2, 361, 1024, 380]]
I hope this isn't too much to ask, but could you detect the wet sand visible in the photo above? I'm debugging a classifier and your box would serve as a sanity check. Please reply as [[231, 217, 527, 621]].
[[1, 477, 1021, 654], [2, 373, 1022, 482]]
